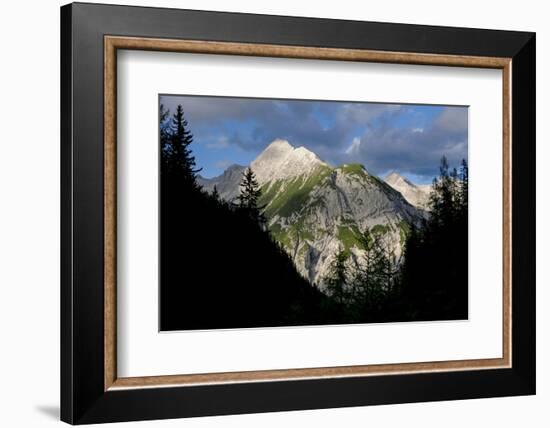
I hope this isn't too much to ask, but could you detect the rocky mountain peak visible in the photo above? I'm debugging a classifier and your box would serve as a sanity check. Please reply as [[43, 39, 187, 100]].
[[251, 139, 327, 184], [196, 164, 247, 202], [384, 171, 431, 209], [262, 138, 294, 154], [385, 171, 412, 187], [225, 164, 246, 173]]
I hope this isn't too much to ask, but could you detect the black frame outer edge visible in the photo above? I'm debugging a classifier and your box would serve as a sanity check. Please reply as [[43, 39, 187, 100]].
[[60, 2, 536, 424], [510, 34, 536, 393], [60, 4, 74, 425]]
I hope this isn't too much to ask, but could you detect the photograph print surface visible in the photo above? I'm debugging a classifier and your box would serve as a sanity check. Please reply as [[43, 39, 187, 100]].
[[159, 94, 468, 331]]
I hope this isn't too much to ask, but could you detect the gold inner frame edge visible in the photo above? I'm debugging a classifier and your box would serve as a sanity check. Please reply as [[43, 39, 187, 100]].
[[104, 36, 512, 391]]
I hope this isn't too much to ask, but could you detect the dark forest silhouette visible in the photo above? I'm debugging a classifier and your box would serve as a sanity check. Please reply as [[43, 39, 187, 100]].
[[159, 103, 468, 330], [160, 104, 334, 330]]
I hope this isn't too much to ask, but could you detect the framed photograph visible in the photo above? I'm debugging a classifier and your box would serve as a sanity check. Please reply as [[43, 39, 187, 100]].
[[61, 2, 535, 424]]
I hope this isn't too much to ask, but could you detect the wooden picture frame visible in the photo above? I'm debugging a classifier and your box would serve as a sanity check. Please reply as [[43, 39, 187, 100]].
[[61, 2, 535, 424]]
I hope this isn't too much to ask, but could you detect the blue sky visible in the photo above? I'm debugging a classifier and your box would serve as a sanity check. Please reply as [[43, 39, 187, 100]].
[[160, 95, 468, 185]]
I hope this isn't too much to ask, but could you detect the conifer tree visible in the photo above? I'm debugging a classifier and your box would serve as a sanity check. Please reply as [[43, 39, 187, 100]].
[[458, 159, 468, 214], [353, 228, 395, 308], [211, 185, 220, 202], [238, 167, 266, 225], [164, 104, 201, 187], [430, 156, 455, 229], [326, 250, 349, 305], [160, 103, 170, 143]]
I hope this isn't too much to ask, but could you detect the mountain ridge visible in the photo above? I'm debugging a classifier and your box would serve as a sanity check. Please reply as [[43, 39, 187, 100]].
[[197, 164, 246, 202], [384, 171, 431, 209], [199, 140, 424, 288]]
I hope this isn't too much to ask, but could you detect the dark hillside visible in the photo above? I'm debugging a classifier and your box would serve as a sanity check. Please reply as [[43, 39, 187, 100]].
[[160, 183, 335, 330]]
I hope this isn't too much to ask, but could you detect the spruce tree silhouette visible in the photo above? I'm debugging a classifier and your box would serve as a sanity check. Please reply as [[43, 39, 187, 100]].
[[354, 228, 395, 316], [326, 250, 349, 306], [159, 103, 170, 147], [459, 159, 468, 215], [211, 185, 220, 202], [164, 104, 201, 185], [237, 167, 266, 226]]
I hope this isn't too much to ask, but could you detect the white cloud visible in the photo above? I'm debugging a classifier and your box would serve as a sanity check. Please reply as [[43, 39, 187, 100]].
[[345, 137, 362, 155], [412, 127, 424, 133], [338, 103, 401, 124], [435, 107, 468, 132], [206, 136, 230, 149]]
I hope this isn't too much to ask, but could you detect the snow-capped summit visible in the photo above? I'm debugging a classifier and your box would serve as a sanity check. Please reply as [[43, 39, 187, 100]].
[[251, 139, 327, 184], [384, 172, 431, 209]]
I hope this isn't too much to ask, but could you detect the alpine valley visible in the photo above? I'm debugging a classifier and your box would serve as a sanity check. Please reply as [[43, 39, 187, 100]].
[[198, 139, 431, 289]]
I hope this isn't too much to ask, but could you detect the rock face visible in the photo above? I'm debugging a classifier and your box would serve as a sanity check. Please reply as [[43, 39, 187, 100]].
[[384, 172, 432, 210], [197, 164, 246, 202], [201, 140, 425, 289], [250, 139, 327, 183]]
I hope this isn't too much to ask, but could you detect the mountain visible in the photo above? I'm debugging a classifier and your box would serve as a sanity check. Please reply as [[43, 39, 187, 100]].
[[384, 172, 431, 210], [202, 140, 424, 289], [197, 164, 246, 202], [250, 139, 327, 183]]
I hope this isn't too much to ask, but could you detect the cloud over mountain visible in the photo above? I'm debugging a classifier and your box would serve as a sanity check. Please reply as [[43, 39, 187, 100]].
[[160, 95, 467, 182]]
